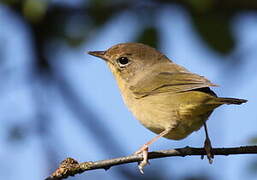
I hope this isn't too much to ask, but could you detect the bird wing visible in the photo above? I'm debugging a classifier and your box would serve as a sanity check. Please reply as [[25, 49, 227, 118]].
[[129, 72, 218, 98]]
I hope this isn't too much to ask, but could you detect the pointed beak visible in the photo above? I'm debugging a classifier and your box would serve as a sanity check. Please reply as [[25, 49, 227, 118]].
[[88, 51, 107, 61]]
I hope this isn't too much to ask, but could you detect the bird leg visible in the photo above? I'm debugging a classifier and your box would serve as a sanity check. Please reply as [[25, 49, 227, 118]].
[[134, 126, 174, 174], [201, 122, 214, 164]]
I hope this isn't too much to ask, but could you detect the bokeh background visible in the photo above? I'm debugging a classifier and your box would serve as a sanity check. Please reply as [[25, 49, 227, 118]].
[[0, 0, 257, 180]]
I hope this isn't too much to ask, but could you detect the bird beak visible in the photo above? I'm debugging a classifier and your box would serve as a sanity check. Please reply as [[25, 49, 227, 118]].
[[88, 51, 107, 61]]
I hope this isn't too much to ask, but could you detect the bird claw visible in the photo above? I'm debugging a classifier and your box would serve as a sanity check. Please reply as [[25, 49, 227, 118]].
[[134, 144, 150, 174], [202, 138, 214, 164]]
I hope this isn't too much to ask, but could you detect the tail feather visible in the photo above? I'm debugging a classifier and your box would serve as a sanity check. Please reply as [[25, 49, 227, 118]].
[[217, 97, 247, 105]]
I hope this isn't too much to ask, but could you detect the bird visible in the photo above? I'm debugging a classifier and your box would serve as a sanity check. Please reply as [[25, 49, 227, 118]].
[[88, 42, 247, 173]]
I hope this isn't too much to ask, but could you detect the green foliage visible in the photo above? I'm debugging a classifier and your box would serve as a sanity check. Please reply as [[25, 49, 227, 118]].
[[136, 26, 159, 49], [191, 13, 235, 54], [186, 0, 214, 12], [249, 135, 257, 144], [22, 0, 48, 22], [88, 0, 124, 26]]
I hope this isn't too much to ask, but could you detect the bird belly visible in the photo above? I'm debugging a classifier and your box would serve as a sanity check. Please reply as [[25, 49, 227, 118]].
[[121, 88, 216, 141], [165, 103, 213, 140], [128, 96, 213, 140]]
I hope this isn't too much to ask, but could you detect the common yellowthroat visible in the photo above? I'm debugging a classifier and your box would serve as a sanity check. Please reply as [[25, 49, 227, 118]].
[[88, 43, 247, 173]]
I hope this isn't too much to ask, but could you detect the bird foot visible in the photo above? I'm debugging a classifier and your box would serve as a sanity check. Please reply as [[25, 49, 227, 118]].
[[201, 138, 214, 164], [134, 144, 150, 174]]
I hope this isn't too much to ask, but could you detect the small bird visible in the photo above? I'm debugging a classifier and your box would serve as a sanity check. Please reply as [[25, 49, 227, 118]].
[[88, 43, 247, 173]]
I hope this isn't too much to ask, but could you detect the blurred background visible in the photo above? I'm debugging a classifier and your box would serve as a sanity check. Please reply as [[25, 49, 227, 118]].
[[0, 0, 257, 180]]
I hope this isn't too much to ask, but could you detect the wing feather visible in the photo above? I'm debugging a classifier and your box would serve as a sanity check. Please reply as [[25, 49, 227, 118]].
[[130, 72, 218, 98]]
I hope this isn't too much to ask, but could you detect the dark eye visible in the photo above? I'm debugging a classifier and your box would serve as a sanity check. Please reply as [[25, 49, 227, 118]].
[[117, 57, 130, 67]]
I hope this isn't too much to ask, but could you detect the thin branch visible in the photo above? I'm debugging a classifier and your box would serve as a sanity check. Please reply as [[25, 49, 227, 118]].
[[46, 145, 257, 180]]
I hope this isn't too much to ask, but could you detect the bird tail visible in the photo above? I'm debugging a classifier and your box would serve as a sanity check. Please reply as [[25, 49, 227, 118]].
[[216, 97, 247, 105]]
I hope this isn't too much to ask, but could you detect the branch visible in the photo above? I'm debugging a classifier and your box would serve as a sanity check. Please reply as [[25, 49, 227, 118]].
[[46, 145, 257, 180]]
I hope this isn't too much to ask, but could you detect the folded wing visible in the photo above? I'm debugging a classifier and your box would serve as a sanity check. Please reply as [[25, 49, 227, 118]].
[[130, 72, 218, 98]]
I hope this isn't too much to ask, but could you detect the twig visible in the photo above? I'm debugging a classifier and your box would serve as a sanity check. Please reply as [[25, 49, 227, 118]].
[[45, 145, 257, 180]]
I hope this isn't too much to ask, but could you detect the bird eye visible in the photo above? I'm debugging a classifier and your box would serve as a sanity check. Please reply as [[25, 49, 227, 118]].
[[117, 57, 130, 67]]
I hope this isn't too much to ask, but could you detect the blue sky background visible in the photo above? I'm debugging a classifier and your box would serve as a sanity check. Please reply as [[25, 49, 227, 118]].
[[0, 3, 257, 180]]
